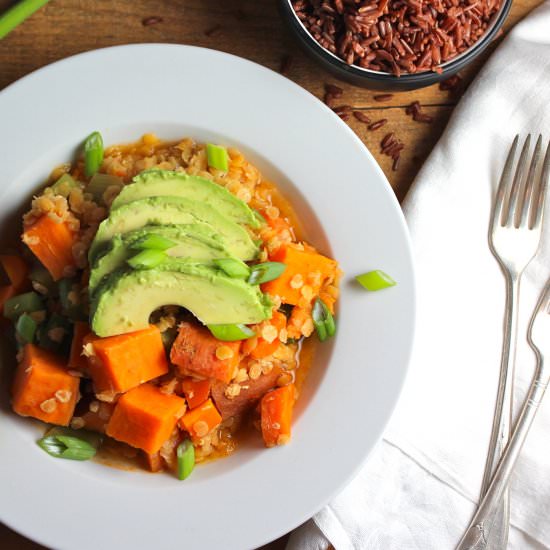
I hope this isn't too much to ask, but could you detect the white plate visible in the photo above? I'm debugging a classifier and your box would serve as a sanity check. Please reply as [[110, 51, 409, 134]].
[[0, 45, 415, 550]]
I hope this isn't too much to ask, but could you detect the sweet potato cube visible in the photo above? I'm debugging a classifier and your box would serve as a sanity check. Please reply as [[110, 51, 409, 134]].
[[181, 377, 211, 410], [262, 245, 337, 305], [11, 344, 79, 426], [86, 325, 169, 394], [261, 384, 295, 447], [170, 322, 241, 383], [106, 384, 186, 454], [179, 398, 222, 439], [22, 215, 77, 281]]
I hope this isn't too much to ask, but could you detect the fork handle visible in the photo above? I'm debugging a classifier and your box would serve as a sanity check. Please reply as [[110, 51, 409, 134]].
[[457, 356, 548, 550], [473, 273, 520, 549]]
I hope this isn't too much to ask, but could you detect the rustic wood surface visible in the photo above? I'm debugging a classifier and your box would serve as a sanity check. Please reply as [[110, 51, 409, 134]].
[[0, 0, 542, 548]]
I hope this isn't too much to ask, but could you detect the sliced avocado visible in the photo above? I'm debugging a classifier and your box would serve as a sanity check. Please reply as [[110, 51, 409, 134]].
[[111, 170, 261, 228], [91, 259, 271, 337], [89, 224, 236, 293], [88, 196, 259, 263]]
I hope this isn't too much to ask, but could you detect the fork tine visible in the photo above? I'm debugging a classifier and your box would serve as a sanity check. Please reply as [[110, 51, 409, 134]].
[[518, 135, 542, 228], [506, 135, 531, 226], [530, 138, 550, 230], [493, 135, 519, 227]]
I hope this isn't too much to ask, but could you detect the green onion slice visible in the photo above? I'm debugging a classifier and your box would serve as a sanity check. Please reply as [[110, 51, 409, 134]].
[[208, 323, 256, 341], [127, 249, 167, 270], [177, 439, 195, 481], [87, 173, 122, 202], [213, 258, 250, 279], [16, 313, 37, 344], [3, 291, 43, 322], [355, 270, 396, 291], [206, 143, 229, 172], [37, 427, 102, 461], [129, 234, 177, 252], [248, 262, 286, 285], [312, 297, 336, 342], [84, 131, 104, 178]]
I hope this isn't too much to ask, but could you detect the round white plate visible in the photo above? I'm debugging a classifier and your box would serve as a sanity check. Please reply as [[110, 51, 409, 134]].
[[0, 45, 415, 550]]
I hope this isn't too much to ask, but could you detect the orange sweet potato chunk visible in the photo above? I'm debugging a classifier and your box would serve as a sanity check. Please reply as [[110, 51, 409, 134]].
[[261, 245, 337, 305], [12, 344, 79, 426], [260, 384, 295, 447], [170, 322, 241, 384], [106, 384, 186, 454], [22, 216, 77, 281], [86, 325, 169, 394]]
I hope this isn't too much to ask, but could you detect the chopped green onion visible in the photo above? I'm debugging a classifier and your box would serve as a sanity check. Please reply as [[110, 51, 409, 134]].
[[16, 313, 37, 344], [37, 428, 102, 461], [208, 323, 256, 341], [38, 313, 71, 351], [355, 270, 396, 291], [127, 249, 167, 270], [213, 258, 250, 279], [29, 266, 55, 294], [206, 143, 229, 172], [248, 262, 286, 285], [84, 131, 104, 178], [3, 291, 43, 322], [177, 439, 195, 480], [86, 173, 121, 203], [51, 173, 79, 198], [312, 298, 336, 342], [58, 278, 85, 321], [0, 0, 50, 41], [129, 234, 177, 252]]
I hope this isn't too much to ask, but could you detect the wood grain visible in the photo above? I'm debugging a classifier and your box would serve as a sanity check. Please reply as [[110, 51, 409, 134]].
[[0, 0, 542, 548]]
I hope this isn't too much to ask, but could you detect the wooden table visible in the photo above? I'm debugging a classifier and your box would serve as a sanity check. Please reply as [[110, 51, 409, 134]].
[[0, 0, 541, 548]]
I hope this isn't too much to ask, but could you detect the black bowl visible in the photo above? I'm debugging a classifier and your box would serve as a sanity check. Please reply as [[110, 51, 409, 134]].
[[279, 0, 512, 91]]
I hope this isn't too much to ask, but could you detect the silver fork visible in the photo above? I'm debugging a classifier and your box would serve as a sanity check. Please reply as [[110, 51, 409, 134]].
[[458, 281, 550, 549], [457, 135, 549, 550]]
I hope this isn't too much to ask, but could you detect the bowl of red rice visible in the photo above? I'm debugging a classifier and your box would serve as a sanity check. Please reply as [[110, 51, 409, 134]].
[[280, 0, 512, 90]]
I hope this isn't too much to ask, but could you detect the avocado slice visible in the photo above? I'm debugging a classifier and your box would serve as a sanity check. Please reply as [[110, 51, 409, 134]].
[[111, 170, 261, 228], [91, 260, 271, 337], [89, 224, 236, 293], [89, 196, 259, 263]]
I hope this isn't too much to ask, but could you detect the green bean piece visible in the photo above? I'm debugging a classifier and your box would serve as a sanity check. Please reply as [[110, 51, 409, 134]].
[[177, 439, 195, 481], [213, 258, 250, 279], [248, 262, 286, 285], [129, 234, 177, 252], [3, 291, 43, 322], [37, 313, 71, 352], [355, 270, 396, 291], [208, 323, 256, 341], [0, 0, 50, 40], [206, 143, 229, 172], [127, 249, 167, 270], [84, 131, 104, 178]]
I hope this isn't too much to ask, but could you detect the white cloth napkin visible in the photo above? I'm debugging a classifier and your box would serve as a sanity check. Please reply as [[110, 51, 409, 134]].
[[287, 3, 550, 549]]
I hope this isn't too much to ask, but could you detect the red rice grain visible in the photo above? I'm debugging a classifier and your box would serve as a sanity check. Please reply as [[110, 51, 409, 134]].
[[368, 119, 388, 131], [291, 0, 502, 76], [352, 111, 371, 123]]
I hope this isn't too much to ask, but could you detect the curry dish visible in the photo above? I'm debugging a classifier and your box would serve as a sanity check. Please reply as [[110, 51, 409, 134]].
[[3, 133, 340, 479]]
